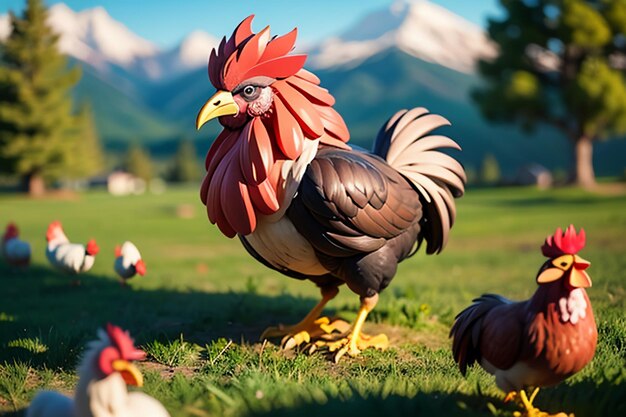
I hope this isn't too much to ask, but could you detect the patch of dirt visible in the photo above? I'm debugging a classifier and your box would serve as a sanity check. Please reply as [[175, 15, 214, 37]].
[[31, 189, 80, 200], [587, 183, 626, 196], [140, 361, 197, 380], [365, 322, 449, 350]]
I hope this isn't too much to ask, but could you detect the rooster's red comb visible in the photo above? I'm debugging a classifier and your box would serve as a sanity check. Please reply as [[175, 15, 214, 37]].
[[208, 15, 305, 90], [105, 323, 146, 361], [541, 225, 586, 258]]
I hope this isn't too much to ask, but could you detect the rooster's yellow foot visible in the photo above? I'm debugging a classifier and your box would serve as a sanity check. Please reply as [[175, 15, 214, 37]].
[[260, 317, 349, 350], [511, 389, 572, 417], [311, 331, 389, 362]]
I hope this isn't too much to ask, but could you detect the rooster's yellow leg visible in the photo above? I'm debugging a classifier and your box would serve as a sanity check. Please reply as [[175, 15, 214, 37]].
[[260, 287, 346, 350], [313, 294, 389, 362]]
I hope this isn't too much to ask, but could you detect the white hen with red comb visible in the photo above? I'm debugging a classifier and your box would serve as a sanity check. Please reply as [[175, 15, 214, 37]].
[[114, 241, 146, 283], [1, 223, 31, 267], [45, 221, 99, 276], [26, 324, 170, 417]]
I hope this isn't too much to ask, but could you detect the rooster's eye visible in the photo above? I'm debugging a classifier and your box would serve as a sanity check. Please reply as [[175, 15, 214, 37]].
[[241, 85, 260, 101]]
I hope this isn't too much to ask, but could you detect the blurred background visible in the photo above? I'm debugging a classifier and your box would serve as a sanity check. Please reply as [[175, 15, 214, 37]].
[[0, 0, 624, 193]]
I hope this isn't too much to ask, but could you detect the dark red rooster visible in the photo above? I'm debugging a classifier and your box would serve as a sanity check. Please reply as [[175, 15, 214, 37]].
[[196, 16, 465, 361], [450, 225, 597, 416]]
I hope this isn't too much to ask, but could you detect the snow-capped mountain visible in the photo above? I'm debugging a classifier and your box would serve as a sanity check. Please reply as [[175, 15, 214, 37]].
[[0, 4, 216, 81], [307, 0, 496, 73], [134, 31, 218, 80]]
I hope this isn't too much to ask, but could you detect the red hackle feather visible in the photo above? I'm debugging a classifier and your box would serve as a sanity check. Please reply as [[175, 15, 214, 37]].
[[272, 95, 304, 159], [541, 224, 586, 258], [275, 81, 325, 137], [286, 76, 335, 106], [249, 178, 281, 214]]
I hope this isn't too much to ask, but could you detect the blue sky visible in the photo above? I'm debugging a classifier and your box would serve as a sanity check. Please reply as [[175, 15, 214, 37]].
[[1, 0, 501, 47]]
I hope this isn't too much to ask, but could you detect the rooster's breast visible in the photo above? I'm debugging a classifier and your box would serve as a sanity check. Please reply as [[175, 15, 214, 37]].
[[243, 215, 331, 277]]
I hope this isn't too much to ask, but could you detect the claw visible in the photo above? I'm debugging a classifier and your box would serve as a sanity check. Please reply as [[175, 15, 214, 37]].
[[282, 330, 311, 350], [510, 389, 571, 417], [261, 316, 345, 351]]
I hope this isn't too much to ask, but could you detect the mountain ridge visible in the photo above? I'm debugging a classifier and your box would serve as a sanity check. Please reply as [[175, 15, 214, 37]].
[[1, 1, 624, 177]]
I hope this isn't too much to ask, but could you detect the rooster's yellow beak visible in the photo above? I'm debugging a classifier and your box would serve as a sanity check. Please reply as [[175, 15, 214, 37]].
[[196, 90, 239, 130], [536, 254, 592, 287], [112, 359, 144, 387]]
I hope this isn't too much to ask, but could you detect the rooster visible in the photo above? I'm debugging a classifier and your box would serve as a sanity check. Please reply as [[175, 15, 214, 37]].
[[195, 16, 465, 361], [450, 225, 597, 416], [26, 324, 170, 417], [46, 220, 99, 284], [1, 222, 31, 267], [114, 241, 146, 285]]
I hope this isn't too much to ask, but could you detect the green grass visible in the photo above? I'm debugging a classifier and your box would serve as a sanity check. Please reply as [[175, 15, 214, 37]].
[[0, 185, 625, 416]]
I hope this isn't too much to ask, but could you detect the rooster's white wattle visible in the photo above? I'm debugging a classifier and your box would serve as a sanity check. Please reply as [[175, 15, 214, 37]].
[[26, 324, 170, 417], [45, 221, 99, 280], [1, 223, 31, 267]]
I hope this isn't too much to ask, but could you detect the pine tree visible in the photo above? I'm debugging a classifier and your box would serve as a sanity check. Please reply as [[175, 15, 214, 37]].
[[66, 104, 104, 178], [473, 0, 626, 188], [0, 0, 82, 194], [124, 144, 153, 182], [168, 139, 201, 183]]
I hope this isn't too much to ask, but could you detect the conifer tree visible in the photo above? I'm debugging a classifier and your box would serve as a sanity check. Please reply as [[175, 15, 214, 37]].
[[67, 104, 104, 178], [124, 144, 153, 182], [168, 139, 201, 183], [474, 0, 626, 188], [0, 0, 82, 194]]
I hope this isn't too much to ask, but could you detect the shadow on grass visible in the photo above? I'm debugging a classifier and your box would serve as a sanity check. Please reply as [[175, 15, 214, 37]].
[[242, 377, 626, 417], [1, 376, 625, 417], [0, 263, 319, 370]]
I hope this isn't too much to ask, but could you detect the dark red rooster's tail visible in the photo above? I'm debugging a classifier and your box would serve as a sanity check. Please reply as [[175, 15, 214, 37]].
[[373, 108, 466, 254], [449, 294, 509, 375]]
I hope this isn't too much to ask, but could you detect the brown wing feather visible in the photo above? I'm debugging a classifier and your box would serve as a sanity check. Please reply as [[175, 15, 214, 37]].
[[450, 294, 525, 375], [287, 147, 422, 257]]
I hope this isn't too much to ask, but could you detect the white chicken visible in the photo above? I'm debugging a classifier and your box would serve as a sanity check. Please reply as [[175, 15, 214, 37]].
[[26, 324, 171, 417], [1, 222, 31, 267], [45, 221, 99, 284], [114, 241, 146, 285]]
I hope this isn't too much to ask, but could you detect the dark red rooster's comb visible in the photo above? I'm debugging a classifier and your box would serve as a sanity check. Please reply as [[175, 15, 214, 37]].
[[541, 225, 586, 258], [208, 15, 306, 90], [105, 323, 146, 361]]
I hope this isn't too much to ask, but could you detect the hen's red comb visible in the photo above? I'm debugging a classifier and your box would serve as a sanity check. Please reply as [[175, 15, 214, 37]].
[[105, 323, 146, 361], [541, 225, 586, 258]]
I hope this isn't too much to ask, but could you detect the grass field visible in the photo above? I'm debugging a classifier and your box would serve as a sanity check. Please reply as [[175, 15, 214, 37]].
[[0, 185, 624, 416]]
